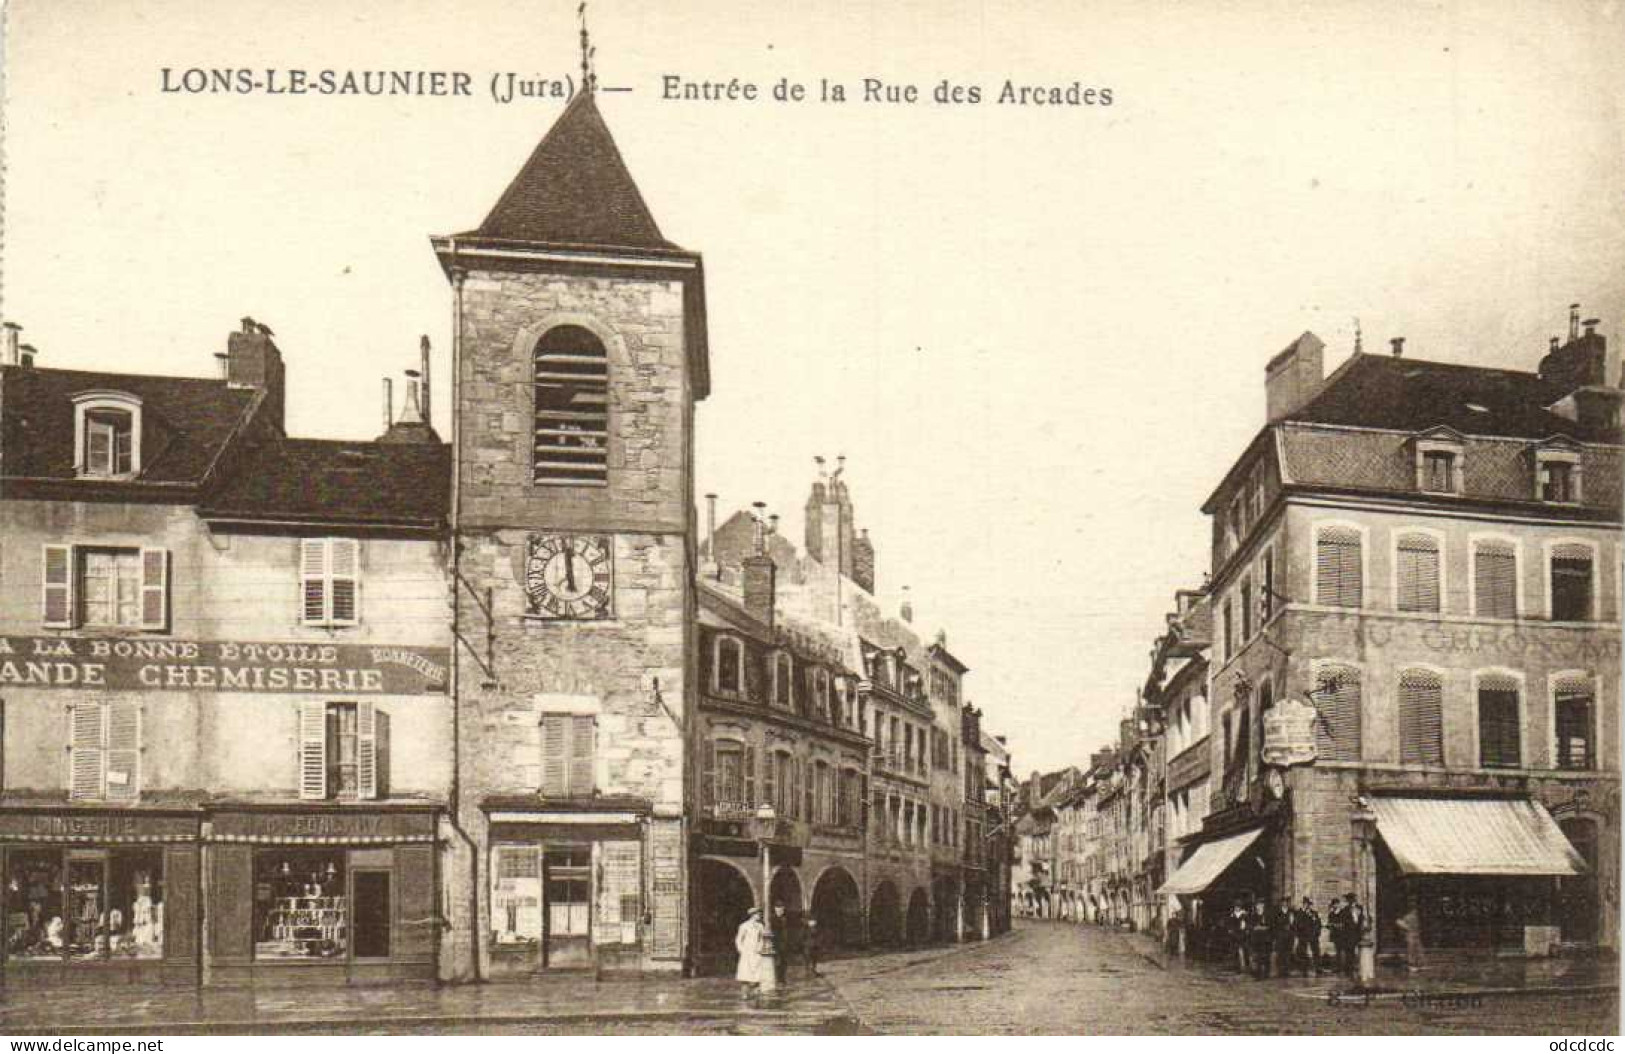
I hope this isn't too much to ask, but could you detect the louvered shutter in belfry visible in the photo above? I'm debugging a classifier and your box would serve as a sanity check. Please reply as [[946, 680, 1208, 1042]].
[[1396, 534, 1440, 613], [1474, 541, 1517, 618], [298, 700, 328, 800], [43, 544, 74, 628], [1313, 666, 1361, 762], [1397, 670, 1443, 766], [300, 539, 327, 625], [568, 715, 594, 796], [105, 702, 141, 801], [357, 701, 378, 800], [139, 548, 170, 630], [329, 539, 359, 625], [69, 703, 105, 800], [1316, 528, 1363, 608], [540, 714, 568, 796]]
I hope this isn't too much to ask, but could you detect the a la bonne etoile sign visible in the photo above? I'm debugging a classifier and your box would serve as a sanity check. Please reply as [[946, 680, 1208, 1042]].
[[0, 636, 448, 695]]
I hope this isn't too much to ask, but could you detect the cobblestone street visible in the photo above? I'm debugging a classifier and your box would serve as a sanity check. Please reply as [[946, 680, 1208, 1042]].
[[820, 920, 1620, 1035]]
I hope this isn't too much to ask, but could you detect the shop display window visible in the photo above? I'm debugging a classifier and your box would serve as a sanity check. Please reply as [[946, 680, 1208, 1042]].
[[254, 851, 347, 960], [491, 845, 542, 950], [4, 849, 164, 962]]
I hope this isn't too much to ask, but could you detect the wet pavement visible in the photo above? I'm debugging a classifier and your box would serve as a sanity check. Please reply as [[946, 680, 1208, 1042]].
[[0, 920, 1613, 1034], [821, 919, 1619, 1035]]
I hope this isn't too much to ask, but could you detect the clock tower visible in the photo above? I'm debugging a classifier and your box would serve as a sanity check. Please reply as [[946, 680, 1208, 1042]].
[[433, 89, 708, 981]]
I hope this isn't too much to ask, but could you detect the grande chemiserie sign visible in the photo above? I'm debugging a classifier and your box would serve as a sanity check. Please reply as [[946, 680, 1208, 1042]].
[[1260, 697, 1319, 767], [0, 636, 448, 695]]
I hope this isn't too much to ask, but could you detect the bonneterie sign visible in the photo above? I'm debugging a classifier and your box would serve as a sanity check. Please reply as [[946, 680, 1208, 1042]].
[[0, 636, 448, 695]]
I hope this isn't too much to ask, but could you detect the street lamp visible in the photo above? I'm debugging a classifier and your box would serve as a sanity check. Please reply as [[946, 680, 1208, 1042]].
[[753, 803, 780, 994], [1350, 796, 1378, 987]]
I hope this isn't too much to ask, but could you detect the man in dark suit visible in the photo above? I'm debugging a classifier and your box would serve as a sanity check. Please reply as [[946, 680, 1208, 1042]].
[[1293, 896, 1323, 976], [1248, 900, 1273, 980], [1272, 898, 1295, 978]]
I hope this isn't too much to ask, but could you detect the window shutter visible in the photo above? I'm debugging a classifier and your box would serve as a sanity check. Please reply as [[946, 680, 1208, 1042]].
[[1313, 666, 1361, 762], [764, 751, 777, 813], [329, 539, 359, 625], [68, 702, 105, 800], [300, 539, 328, 625], [298, 700, 328, 800], [1477, 676, 1521, 768], [743, 744, 756, 807], [1397, 670, 1443, 766], [1397, 535, 1440, 613], [804, 758, 815, 821], [1474, 542, 1517, 618], [42, 544, 74, 628], [375, 708, 391, 799], [1316, 528, 1363, 608], [356, 700, 378, 800], [105, 702, 141, 801], [139, 548, 170, 630], [701, 740, 716, 808], [568, 715, 594, 796], [540, 715, 567, 796]]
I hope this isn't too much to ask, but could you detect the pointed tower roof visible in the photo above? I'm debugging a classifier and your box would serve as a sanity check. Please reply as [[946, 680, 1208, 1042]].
[[467, 92, 678, 252]]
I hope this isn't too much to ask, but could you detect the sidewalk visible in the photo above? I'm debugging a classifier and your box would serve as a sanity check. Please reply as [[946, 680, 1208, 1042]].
[[0, 972, 857, 1035], [1119, 925, 1619, 1002]]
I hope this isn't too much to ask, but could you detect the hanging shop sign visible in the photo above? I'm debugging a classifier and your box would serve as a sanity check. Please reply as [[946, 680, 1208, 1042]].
[[1260, 697, 1319, 767], [0, 636, 448, 695]]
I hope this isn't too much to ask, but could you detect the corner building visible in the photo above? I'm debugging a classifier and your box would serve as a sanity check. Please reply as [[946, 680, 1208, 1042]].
[[433, 91, 708, 980]]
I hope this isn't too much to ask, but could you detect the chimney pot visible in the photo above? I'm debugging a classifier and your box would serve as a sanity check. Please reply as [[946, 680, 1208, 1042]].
[[1390, 337, 1405, 357], [1570, 303, 1582, 341], [1583, 318, 1600, 337], [382, 377, 394, 431], [18, 343, 37, 369], [419, 335, 432, 426], [1, 322, 19, 366]]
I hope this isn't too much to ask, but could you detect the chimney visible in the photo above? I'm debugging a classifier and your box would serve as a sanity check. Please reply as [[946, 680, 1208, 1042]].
[[1264, 331, 1326, 422], [1570, 302, 1581, 341], [703, 493, 719, 578], [398, 370, 425, 425], [382, 378, 394, 432], [742, 502, 776, 627], [18, 344, 36, 369], [226, 317, 286, 433], [1, 322, 18, 366], [1389, 337, 1405, 358], [419, 335, 432, 427], [852, 528, 876, 593], [1539, 311, 1608, 394]]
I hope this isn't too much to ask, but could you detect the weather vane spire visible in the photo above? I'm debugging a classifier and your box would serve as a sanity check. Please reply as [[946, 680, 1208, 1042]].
[[578, 2, 597, 93], [1353, 316, 1363, 355]]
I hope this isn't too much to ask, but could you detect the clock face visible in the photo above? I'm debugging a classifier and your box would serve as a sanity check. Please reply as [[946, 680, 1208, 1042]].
[[525, 534, 613, 619]]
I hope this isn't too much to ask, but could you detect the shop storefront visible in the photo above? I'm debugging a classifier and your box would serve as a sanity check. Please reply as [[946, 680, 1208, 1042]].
[[0, 808, 200, 986], [484, 799, 683, 978], [205, 806, 438, 986]]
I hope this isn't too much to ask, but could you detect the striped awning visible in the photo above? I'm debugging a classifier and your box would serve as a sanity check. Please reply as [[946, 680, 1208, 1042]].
[[3, 833, 194, 844], [1371, 796, 1585, 876], [208, 833, 436, 845], [1157, 828, 1263, 896]]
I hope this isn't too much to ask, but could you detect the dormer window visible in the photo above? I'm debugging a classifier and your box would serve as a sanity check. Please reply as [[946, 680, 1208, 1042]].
[[1530, 438, 1583, 505], [1411, 430, 1464, 495], [72, 392, 142, 478]]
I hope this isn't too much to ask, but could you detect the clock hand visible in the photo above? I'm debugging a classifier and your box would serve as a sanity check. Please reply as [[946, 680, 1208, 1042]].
[[563, 540, 577, 593]]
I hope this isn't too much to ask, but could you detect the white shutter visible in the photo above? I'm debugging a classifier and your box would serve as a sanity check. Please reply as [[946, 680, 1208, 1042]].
[[1316, 527, 1363, 608], [300, 539, 328, 625], [357, 700, 378, 800], [42, 544, 75, 628], [299, 700, 328, 800], [105, 702, 142, 801], [1397, 670, 1443, 766], [1313, 666, 1361, 762], [68, 702, 105, 800], [540, 714, 567, 796], [569, 715, 594, 796], [1397, 535, 1441, 613], [1474, 542, 1517, 618], [139, 548, 170, 630], [329, 539, 359, 625]]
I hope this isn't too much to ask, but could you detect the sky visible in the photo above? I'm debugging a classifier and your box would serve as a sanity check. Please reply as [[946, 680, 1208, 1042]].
[[4, 0, 1623, 775]]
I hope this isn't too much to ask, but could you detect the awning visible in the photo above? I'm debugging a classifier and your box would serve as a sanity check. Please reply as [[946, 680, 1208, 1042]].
[[1157, 828, 1263, 896], [1371, 796, 1585, 876]]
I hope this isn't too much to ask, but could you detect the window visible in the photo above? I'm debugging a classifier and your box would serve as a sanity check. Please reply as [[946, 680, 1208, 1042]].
[[544, 845, 591, 938], [1260, 549, 1275, 623], [708, 739, 753, 813], [1396, 533, 1441, 614], [1553, 677, 1595, 771], [1312, 665, 1361, 762], [1413, 435, 1464, 495], [72, 392, 142, 478], [42, 545, 168, 631], [254, 850, 347, 960], [713, 635, 743, 695], [532, 325, 609, 486], [772, 750, 794, 817], [68, 701, 141, 801], [773, 653, 794, 709], [1473, 540, 1518, 619], [1222, 600, 1234, 663], [539, 713, 594, 798], [5, 849, 164, 962], [1315, 526, 1363, 607], [812, 667, 830, 720], [1536, 451, 1582, 504], [1477, 674, 1521, 768], [298, 701, 388, 801], [1240, 579, 1253, 640], [1397, 669, 1444, 766], [1422, 451, 1456, 493], [300, 538, 359, 627], [838, 769, 859, 828], [1550, 544, 1594, 621]]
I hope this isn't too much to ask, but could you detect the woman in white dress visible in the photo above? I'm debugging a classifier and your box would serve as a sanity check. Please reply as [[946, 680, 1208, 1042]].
[[734, 907, 766, 997]]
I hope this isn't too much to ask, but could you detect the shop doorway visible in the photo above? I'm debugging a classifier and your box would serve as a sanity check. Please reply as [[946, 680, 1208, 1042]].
[[905, 888, 931, 946], [692, 858, 755, 977], [870, 881, 902, 947], [488, 843, 592, 974], [1558, 818, 1599, 945], [810, 866, 863, 950]]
